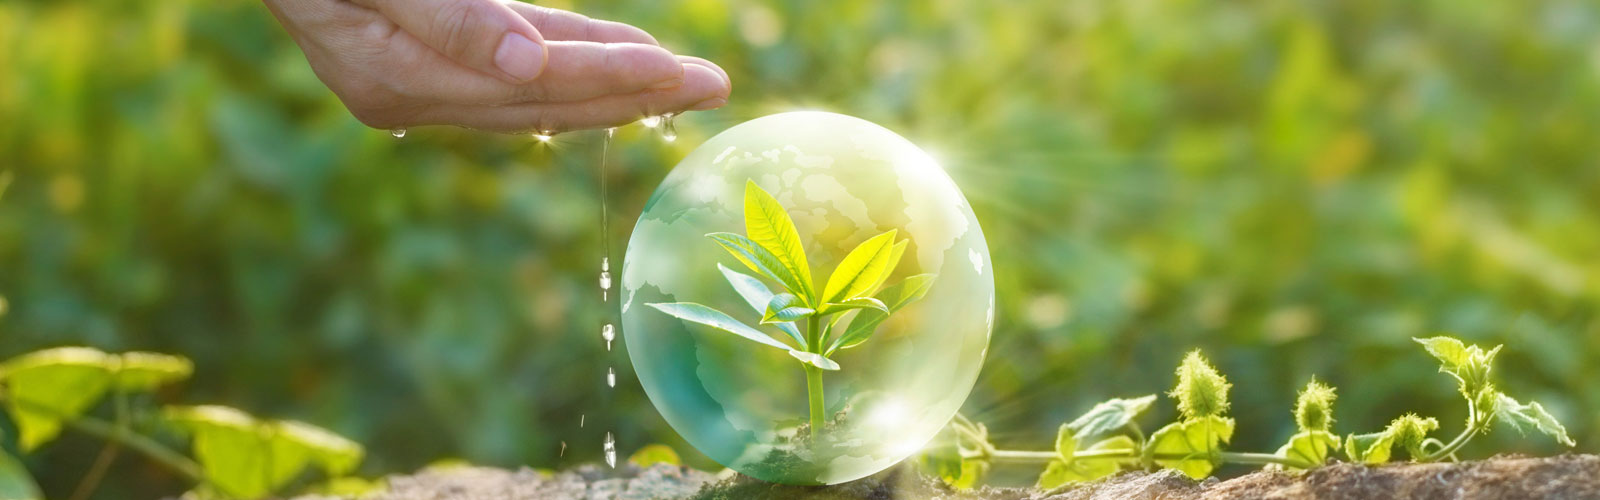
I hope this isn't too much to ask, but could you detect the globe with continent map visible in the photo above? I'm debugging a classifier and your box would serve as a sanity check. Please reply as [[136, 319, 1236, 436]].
[[621, 111, 994, 485]]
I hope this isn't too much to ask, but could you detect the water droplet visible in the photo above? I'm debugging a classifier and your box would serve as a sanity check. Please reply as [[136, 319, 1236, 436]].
[[661, 113, 678, 142], [580, 414, 586, 428], [602, 257, 610, 272], [390, 128, 406, 138], [607, 367, 616, 388], [602, 323, 615, 350], [640, 115, 662, 128], [604, 432, 616, 468], [560, 441, 567, 457], [533, 131, 554, 142]]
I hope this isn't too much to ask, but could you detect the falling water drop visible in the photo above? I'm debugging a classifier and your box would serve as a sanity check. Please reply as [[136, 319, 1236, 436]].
[[640, 115, 662, 128], [607, 367, 616, 388], [560, 441, 567, 457], [389, 128, 406, 138], [601, 323, 615, 350], [580, 414, 586, 428], [661, 113, 678, 142], [603, 432, 617, 468]]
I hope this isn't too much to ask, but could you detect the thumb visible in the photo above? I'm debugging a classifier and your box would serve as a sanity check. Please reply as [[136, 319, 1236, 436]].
[[357, 0, 547, 82]]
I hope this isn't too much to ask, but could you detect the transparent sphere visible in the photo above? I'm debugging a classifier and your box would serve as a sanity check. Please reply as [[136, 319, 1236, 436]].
[[621, 111, 993, 485]]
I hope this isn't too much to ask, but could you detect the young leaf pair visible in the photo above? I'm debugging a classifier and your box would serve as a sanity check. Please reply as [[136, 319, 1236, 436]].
[[647, 180, 936, 430]]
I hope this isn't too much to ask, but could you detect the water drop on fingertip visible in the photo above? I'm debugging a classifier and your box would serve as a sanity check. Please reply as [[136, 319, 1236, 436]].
[[534, 130, 554, 142], [641, 115, 661, 128], [661, 113, 678, 142], [390, 128, 406, 138]]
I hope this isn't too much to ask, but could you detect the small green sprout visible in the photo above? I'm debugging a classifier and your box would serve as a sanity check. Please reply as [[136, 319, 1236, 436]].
[[647, 180, 936, 432], [928, 335, 1575, 490]]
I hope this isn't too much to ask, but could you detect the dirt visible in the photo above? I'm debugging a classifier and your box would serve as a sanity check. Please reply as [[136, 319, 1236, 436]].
[[298, 454, 1600, 500]]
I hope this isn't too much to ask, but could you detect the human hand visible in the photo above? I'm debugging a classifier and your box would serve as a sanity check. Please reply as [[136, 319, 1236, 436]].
[[263, 0, 731, 133]]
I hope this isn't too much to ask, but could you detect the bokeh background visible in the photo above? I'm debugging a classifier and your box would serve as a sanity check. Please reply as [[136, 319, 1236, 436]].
[[2, 0, 1598, 497]]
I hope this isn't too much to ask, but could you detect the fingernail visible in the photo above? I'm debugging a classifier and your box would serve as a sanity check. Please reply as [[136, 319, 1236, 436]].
[[690, 97, 727, 111], [649, 78, 684, 90], [495, 33, 545, 81]]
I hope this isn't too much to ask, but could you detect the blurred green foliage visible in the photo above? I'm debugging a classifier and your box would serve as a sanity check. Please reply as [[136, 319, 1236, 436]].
[[1, 0, 1597, 496]]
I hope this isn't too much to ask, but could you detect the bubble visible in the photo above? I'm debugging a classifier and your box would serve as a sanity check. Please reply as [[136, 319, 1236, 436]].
[[621, 111, 993, 485]]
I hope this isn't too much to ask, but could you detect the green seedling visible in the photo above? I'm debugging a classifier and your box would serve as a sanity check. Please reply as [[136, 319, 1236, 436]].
[[927, 335, 1573, 490], [648, 180, 936, 432]]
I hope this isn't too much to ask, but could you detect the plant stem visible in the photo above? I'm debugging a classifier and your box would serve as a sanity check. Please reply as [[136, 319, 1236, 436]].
[[977, 447, 1303, 468], [0, 393, 205, 483], [1423, 397, 1480, 462], [804, 316, 825, 433], [1218, 451, 1302, 468]]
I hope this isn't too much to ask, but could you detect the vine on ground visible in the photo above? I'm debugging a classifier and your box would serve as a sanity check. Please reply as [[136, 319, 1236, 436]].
[[923, 336, 1574, 490]]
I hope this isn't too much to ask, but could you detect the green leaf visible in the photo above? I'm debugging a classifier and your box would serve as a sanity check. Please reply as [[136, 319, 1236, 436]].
[[707, 233, 810, 301], [825, 274, 937, 354], [1146, 416, 1234, 479], [1343, 431, 1394, 464], [0, 450, 40, 500], [949, 460, 988, 489], [762, 293, 815, 324], [628, 444, 682, 467], [718, 264, 804, 345], [166, 406, 363, 498], [1413, 336, 1470, 369], [0, 347, 115, 451], [815, 297, 888, 316], [274, 420, 364, 476], [788, 350, 840, 371], [115, 351, 194, 391], [820, 230, 899, 305], [1054, 424, 1078, 461], [1275, 431, 1340, 469], [1037, 436, 1136, 488], [741, 180, 815, 301], [1494, 393, 1575, 447], [646, 302, 792, 350], [860, 239, 908, 294], [1067, 395, 1157, 443]]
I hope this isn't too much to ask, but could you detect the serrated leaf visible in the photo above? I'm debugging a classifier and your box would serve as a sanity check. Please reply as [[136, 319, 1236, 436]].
[[1343, 431, 1394, 464], [788, 350, 840, 371], [115, 352, 194, 391], [762, 293, 815, 324], [0, 347, 115, 451], [1054, 424, 1078, 461], [0, 450, 40, 500], [825, 274, 937, 354], [1146, 416, 1234, 479], [742, 180, 815, 301], [628, 444, 682, 467], [646, 302, 791, 350], [707, 232, 810, 301], [1275, 431, 1340, 469], [820, 230, 899, 304], [1494, 393, 1575, 447], [1037, 436, 1136, 488], [1067, 395, 1157, 444], [1413, 336, 1469, 369], [718, 264, 804, 345], [816, 297, 888, 316]]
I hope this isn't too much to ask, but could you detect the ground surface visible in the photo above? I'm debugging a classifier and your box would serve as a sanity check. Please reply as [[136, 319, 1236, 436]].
[[299, 455, 1600, 500]]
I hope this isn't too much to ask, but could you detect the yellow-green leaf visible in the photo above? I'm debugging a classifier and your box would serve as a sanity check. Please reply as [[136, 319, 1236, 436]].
[[0, 450, 40, 500], [115, 352, 193, 391], [1343, 431, 1393, 464], [707, 232, 810, 299], [788, 350, 840, 371], [1147, 416, 1234, 479], [1275, 431, 1340, 469], [1037, 436, 1136, 488], [815, 297, 888, 316], [628, 444, 682, 467], [826, 274, 937, 354], [762, 293, 815, 324], [1067, 395, 1157, 444], [166, 406, 364, 498], [0, 347, 114, 451], [1493, 393, 1575, 447], [718, 264, 804, 345], [1054, 423, 1077, 461], [820, 230, 899, 304], [742, 180, 814, 301], [275, 420, 364, 477]]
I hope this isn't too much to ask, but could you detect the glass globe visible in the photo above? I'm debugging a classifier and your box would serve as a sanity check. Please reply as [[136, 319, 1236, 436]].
[[621, 111, 993, 485]]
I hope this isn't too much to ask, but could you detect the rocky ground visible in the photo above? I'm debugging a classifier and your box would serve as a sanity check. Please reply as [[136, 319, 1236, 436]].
[[297, 454, 1600, 500]]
